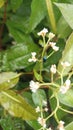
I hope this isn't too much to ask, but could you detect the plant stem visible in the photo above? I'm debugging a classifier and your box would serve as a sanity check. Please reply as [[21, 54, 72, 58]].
[[59, 106, 73, 114], [0, 0, 8, 50], [45, 96, 59, 123]]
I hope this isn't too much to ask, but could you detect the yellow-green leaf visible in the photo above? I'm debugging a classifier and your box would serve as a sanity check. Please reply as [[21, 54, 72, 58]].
[[0, 0, 4, 8], [0, 72, 20, 91], [58, 32, 73, 75], [0, 90, 38, 120], [65, 122, 73, 130]]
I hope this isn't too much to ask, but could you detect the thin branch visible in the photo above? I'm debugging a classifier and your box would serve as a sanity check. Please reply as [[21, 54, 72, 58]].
[[0, 0, 8, 50]]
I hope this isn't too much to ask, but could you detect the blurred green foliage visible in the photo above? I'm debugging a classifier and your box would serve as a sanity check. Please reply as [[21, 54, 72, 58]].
[[0, 0, 73, 129]]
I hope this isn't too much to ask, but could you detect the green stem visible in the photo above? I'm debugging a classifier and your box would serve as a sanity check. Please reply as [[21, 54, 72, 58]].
[[68, 71, 73, 79], [41, 82, 59, 87], [47, 51, 54, 59], [45, 96, 59, 123], [40, 36, 46, 76], [51, 73, 53, 83], [59, 106, 73, 114]]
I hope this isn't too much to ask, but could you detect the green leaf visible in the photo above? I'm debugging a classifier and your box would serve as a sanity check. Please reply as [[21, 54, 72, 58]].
[[1, 43, 39, 71], [58, 33, 73, 75], [33, 69, 42, 82], [58, 89, 73, 107], [0, 72, 20, 91], [32, 89, 46, 106], [0, 115, 25, 130], [65, 122, 73, 130], [0, 90, 38, 120], [55, 3, 73, 29], [26, 120, 41, 130], [0, 0, 4, 8], [10, 0, 23, 11], [57, 16, 72, 38], [28, 0, 46, 32], [6, 20, 30, 43]]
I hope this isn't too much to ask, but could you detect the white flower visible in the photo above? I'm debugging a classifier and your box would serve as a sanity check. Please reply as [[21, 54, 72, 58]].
[[28, 52, 37, 62], [49, 42, 56, 46], [8, 80, 10, 83], [49, 42, 59, 51], [35, 106, 40, 113], [61, 61, 70, 67], [48, 32, 55, 40], [43, 100, 47, 106], [50, 64, 56, 74], [52, 45, 59, 51], [12, 41, 16, 45], [57, 121, 65, 130], [37, 117, 46, 128], [47, 128, 52, 130], [37, 28, 48, 37], [60, 79, 71, 94], [29, 80, 39, 93], [44, 107, 48, 112], [60, 85, 68, 94], [65, 79, 71, 89]]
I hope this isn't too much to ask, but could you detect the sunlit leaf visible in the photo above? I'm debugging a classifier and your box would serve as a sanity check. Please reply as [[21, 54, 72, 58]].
[[65, 122, 73, 130], [0, 72, 20, 91], [58, 32, 73, 75], [0, 0, 4, 8], [57, 16, 72, 38], [55, 3, 73, 29], [58, 89, 73, 108], [0, 90, 38, 120]]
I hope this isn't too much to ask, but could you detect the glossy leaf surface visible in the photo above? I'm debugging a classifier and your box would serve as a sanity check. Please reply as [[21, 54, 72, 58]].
[[0, 72, 20, 91], [65, 122, 73, 130], [0, 90, 38, 120], [1, 43, 39, 71], [58, 33, 73, 75], [58, 89, 73, 108], [55, 3, 73, 29]]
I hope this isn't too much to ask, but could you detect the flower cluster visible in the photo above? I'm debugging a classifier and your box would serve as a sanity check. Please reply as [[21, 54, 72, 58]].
[[48, 32, 55, 40], [57, 121, 65, 130], [37, 117, 46, 128], [37, 28, 48, 37], [28, 52, 37, 62], [49, 42, 59, 51], [28, 28, 72, 130], [29, 80, 39, 93], [61, 61, 70, 68], [60, 79, 71, 94], [35, 106, 40, 113], [50, 64, 57, 74]]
